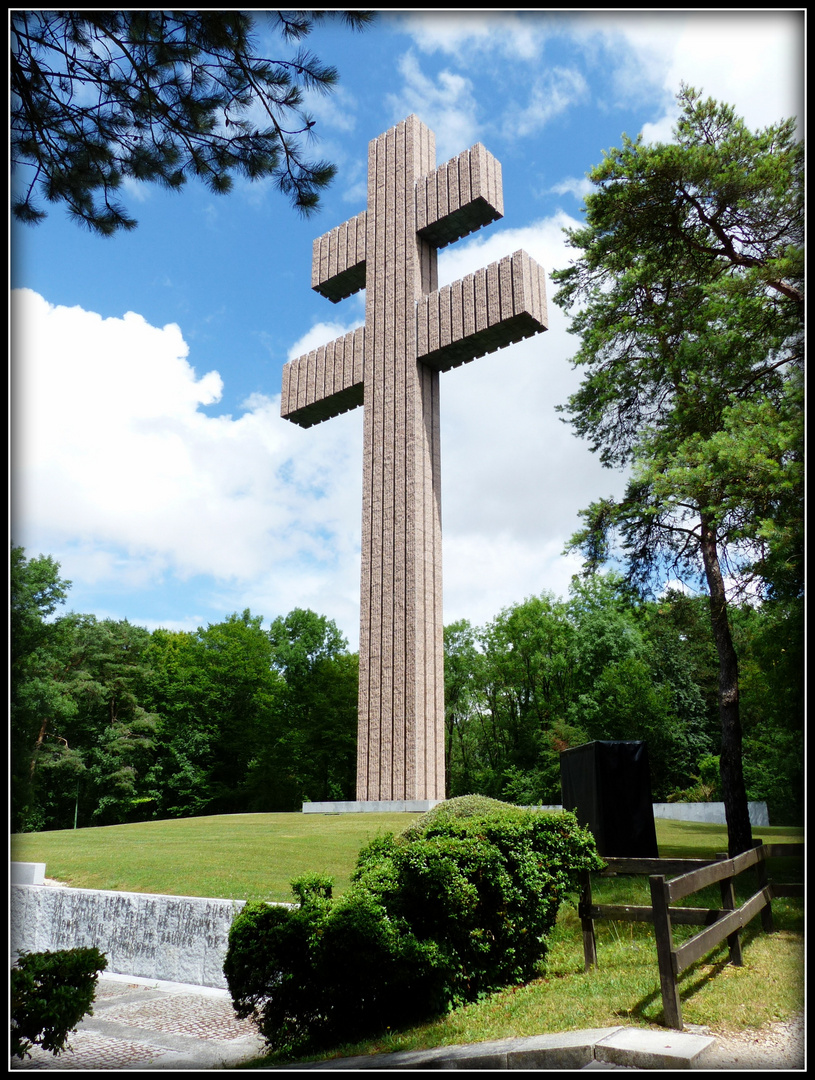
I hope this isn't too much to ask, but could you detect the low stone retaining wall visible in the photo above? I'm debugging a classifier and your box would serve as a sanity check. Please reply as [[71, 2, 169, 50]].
[[10, 884, 264, 988], [651, 801, 770, 826], [302, 799, 442, 813], [525, 802, 770, 826]]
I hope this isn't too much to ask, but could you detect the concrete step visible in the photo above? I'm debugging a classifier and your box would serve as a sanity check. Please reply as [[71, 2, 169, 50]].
[[283, 1026, 716, 1070]]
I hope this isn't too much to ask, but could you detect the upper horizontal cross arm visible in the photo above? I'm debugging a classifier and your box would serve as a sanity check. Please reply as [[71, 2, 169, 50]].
[[311, 210, 367, 303], [416, 142, 504, 248]]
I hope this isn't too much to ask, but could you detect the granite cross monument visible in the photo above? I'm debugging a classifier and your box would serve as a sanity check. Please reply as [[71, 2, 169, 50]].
[[281, 115, 548, 803]]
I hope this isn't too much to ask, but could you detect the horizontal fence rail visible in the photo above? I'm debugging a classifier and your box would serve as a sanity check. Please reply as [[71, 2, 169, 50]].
[[579, 842, 803, 1030]]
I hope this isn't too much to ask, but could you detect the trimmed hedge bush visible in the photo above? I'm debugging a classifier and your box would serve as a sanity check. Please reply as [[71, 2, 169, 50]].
[[398, 794, 518, 841], [11, 947, 108, 1060], [225, 799, 601, 1055]]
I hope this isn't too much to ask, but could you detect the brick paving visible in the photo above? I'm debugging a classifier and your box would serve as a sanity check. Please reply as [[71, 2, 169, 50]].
[[11, 974, 266, 1071], [94, 993, 259, 1041], [14, 1030, 172, 1070]]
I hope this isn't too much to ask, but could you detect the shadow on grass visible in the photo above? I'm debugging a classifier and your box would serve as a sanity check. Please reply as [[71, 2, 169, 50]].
[[624, 921, 766, 1027]]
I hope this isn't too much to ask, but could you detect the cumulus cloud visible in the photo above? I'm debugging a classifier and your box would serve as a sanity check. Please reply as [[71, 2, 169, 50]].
[[573, 11, 802, 138], [11, 288, 364, 635], [503, 68, 589, 139], [11, 197, 626, 642], [431, 214, 629, 626], [386, 51, 480, 160]]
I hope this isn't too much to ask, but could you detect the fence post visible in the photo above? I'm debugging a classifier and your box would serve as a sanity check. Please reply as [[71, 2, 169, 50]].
[[752, 841, 774, 932], [579, 869, 598, 970], [715, 851, 743, 966], [650, 874, 682, 1030]]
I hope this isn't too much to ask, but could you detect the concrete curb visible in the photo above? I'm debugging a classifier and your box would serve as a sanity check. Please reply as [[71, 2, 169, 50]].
[[281, 1027, 717, 1070]]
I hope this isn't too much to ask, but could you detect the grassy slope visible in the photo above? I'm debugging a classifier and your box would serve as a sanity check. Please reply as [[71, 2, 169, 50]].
[[10, 813, 415, 901], [11, 814, 802, 903]]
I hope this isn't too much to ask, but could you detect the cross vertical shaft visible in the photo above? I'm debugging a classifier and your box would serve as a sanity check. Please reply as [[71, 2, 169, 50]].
[[359, 117, 444, 800]]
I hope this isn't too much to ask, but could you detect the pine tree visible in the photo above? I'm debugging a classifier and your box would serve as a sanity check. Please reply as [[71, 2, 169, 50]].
[[11, 11, 373, 234]]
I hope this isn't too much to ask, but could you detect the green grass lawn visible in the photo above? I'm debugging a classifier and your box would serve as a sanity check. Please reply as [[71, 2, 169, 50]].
[[11, 813, 803, 1065], [11, 812, 417, 901], [11, 814, 802, 903]]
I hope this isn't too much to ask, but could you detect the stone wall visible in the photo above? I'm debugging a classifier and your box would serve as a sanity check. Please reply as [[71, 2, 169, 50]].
[[524, 802, 770, 826], [9, 884, 272, 988], [651, 801, 770, 827]]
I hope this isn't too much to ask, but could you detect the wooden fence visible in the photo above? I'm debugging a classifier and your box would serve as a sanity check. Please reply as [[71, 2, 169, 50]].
[[578, 842, 804, 1029]]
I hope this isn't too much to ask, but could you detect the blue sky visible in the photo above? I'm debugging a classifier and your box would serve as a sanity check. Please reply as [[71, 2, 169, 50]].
[[11, 11, 804, 649]]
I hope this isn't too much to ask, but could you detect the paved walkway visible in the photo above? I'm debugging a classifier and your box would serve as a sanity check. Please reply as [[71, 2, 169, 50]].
[[12, 972, 802, 1071], [11, 974, 265, 1071]]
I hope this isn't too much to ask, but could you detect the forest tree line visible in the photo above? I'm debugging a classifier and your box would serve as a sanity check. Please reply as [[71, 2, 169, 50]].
[[11, 547, 803, 833]]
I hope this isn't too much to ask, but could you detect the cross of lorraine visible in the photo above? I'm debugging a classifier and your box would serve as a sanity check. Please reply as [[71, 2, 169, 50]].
[[281, 115, 548, 807]]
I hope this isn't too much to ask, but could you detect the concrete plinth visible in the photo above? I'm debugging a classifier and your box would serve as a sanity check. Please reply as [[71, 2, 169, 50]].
[[302, 800, 443, 814], [11, 861, 46, 885]]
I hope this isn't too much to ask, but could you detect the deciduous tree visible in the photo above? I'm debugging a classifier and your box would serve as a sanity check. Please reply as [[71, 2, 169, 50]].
[[249, 608, 357, 809]]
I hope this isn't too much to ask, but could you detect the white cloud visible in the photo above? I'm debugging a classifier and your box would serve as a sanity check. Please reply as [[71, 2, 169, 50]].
[[399, 11, 802, 148], [503, 68, 589, 139], [443, 534, 589, 630], [574, 11, 802, 137], [386, 51, 480, 161], [647, 12, 802, 131], [287, 318, 364, 362], [12, 288, 364, 636], [11, 204, 626, 645], [548, 176, 594, 202], [399, 11, 551, 63], [430, 214, 629, 626]]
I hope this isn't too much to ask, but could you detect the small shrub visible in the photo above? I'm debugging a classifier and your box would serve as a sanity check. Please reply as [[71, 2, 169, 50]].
[[11, 947, 108, 1059], [224, 801, 602, 1056], [667, 753, 721, 803]]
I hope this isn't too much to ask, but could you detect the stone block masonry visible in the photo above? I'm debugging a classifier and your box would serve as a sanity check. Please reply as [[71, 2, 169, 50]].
[[9, 884, 279, 989], [280, 116, 548, 804]]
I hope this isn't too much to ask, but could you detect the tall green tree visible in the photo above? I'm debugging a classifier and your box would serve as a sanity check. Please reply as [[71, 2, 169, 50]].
[[11, 552, 159, 831], [553, 87, 803, 854], [442, 576, 710, 806], [478, 593, 578, 802], [64, 618, 158, 827], [253, 608, 357, 809], [443, 620, 486, 798], [11, 10, 373, 234], [11, 547, 76, 830], [146, 611, 283, 817], [729, 599, 804, 825]]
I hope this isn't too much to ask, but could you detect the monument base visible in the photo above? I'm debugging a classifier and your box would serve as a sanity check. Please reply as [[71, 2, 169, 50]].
[[302, 800, 443, 814]]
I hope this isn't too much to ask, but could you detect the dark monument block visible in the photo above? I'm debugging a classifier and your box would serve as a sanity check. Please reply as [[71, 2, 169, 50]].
[[560, 740, 659, 858]]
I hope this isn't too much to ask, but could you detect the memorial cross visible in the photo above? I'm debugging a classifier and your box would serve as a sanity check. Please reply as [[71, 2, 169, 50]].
[[281, 115, 548, 802]]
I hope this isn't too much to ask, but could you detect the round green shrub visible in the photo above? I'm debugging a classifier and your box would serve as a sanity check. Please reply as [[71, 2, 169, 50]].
[[11, 947, 108, 1059], [224, 803, 602, 1056]]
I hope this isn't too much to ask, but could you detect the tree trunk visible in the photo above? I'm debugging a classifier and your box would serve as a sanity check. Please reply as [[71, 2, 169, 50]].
[[699, 513, 753, 856]]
